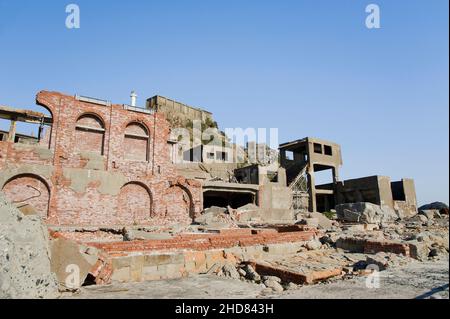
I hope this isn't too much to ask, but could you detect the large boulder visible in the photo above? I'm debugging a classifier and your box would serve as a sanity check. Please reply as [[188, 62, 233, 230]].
[[419, 202, 449, 215], [0, 192, 58, 299], [336, 202, 399, 224]]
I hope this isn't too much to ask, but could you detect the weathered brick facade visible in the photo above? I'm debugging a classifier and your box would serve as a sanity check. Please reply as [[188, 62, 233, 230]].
[[0, 90, 202, 226]]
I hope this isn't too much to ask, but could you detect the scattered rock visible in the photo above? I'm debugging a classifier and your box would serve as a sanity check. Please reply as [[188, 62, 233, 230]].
[[419, 210, 435, 220], [194, 206, 238, 227], [343, 266, 354, 274], [264, 279, 284, 293], [336, 202, 399, 224], [418, 202, 449, 214], [243, 264, 261, 282], [221, 264, 241, 280], [305, 239, 322, 251], [285, 282, 298, 290], [320, 235, 336, 246], [408, 214, 428, 224], [238, 268, 246, 277], [262, 275, 281, 283], [408, 240, 430, 261], [366, 253, 390, 270], [429, 248, 440, 258], [308, 212, 334, 229], [428, 247, 447, 258]]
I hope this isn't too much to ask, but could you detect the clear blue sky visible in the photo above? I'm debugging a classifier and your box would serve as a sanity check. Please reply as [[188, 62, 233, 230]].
[[0, 0, 448, 205]]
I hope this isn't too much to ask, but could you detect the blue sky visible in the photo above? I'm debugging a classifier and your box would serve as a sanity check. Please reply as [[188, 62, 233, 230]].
[[0, 0, 448, 205]]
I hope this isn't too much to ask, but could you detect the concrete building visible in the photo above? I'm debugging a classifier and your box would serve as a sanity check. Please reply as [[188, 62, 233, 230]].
[[146, 95, 213, 125], [279, 137, 342, 213], [0, 90, 418, 226], [332, 176, 417, 218], [183, 144, 234, 164], [279, 137, 417, 217]]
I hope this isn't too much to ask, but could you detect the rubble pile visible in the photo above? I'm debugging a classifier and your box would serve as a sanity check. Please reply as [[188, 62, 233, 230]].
[[194, 206, 243, 228], [336, 202, 399, 225], [206, 201, 448, 294]]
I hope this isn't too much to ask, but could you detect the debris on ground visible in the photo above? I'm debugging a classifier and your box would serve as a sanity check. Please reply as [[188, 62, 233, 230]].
[[336, 202, 399, 225]]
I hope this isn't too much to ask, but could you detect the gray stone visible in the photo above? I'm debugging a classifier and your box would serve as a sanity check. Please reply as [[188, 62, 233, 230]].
[[418, 202, 448, 212], [336, 202, 399, 224], [419, 210, 435, 220], [0, 192, 58, 299], [264, 279, 284, 293], [221, 264, 240, 280], [366, 253, 390, 271], [238, 268, 246, 277], [285, 282, 298, 290], [262, 275, 281, 283], [408, 240, 430, 261], [409, 214, 428, 224], [308, 212, 334, 229], [243, 264, 261, 282], [305, 239, 322, 251], [429, 247, 447, 258], [343, 266, 354, 274], [300, 218, 319, 228]]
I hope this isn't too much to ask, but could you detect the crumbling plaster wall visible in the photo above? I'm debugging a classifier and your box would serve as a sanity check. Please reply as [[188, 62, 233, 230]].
[[0, 91, 202, 226]]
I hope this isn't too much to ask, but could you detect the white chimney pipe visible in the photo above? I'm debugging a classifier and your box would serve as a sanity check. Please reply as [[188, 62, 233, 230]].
[[130, 91, 137, 107]]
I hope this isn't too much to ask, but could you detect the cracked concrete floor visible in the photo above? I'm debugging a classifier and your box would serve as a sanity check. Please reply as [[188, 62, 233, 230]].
[[65, 258, 449, 299]]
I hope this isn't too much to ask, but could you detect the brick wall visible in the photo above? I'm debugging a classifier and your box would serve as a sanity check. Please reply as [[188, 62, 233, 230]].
[[0, 90, 202, 226], [2, 174, 50, 218], [82, 229, 317, 283]]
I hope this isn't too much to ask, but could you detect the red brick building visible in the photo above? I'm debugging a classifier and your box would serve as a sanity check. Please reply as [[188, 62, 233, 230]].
[[0, 91, 202, 226]]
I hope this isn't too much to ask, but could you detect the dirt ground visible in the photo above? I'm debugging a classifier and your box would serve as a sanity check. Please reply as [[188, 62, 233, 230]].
[[65, 257, 449, 299]]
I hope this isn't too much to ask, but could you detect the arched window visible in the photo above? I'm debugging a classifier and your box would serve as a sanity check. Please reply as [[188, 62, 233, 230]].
[[124, 122, 150, 161], [75, 114, 105, 155]]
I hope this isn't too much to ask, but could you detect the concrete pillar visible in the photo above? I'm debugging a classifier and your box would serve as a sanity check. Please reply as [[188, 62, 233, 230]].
[[332, 167, 340, 183], [307, 169, 317, 213], [7, 120, 17, 143]]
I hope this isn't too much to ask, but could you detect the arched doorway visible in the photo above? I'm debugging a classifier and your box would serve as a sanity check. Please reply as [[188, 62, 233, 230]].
[[164, 185, 193, 223], [117, 182, 152, 225], [2, 174, 50, 218]]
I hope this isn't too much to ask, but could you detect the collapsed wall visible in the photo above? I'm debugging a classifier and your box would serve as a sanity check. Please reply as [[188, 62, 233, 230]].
[[0, 192, 58, 299]]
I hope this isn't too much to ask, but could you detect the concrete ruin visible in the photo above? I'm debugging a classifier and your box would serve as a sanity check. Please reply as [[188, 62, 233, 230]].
[[279, 137, 418, 217], [0, 89, 419, 226], [2, 89, 446, 300]]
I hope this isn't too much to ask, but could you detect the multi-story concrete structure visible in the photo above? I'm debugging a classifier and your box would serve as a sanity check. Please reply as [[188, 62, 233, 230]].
[[279, 137, 343, 213], [279, 137, 417, 217]]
